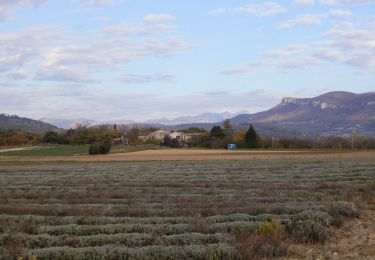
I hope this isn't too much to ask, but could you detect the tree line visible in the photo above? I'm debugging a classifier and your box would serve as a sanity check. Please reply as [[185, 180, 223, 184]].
[[203, 120, 261, 149], [1, 122, 375, 151], [0, 130, 40, 146]]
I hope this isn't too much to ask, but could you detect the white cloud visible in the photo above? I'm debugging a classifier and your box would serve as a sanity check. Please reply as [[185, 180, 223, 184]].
[[277, 14, 322, 29], [325, 23, 373, 49], [120, 73, 175, 84], [323, 23, 375, 68], [80, 0, 119, 8], [0, 17, 195, 83], [223, 21, 375, 73], [36, 65, 90, 83], [220, 67, 250, 75], [293, 0, 373, 6], [277, 9, 350, 30], [235, 2, 287, 16], [219, 46, 320, 73], [329, 9, 352, 17], [5, 69, 30, 80], [314, 48, 345, 61], [275, 58, 321, 70], [293, 0, 316, 5], [265, 45, 307, 57], [0, 26, 64, 72], [208, 8, 227, 15], [319, 0, 373, 4], [0, 0, 47, 21], [143, 14, 175, 23], [248, 57, 321, 70]]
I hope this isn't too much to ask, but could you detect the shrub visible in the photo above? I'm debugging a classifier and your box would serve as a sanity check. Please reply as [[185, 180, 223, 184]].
[[255, 241, 288, 258], [286, 210, 331, 243], [329, 202, 360, 219], [235, 219, 289, 258], [193, 214, 206, 233], [0, 247, 18, 260], [0, 235, 25, 260], [88, 138, 111, 155], [236, 234, 288, 258], [328, 202, 360, 228], [259, 219, 285, 239]]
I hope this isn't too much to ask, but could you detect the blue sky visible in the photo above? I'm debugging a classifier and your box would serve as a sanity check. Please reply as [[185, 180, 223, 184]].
[[1, 0, 375, 121]]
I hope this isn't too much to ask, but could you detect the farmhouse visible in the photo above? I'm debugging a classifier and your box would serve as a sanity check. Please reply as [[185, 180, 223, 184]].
[[170, 131, 189, 141], [148, 130, 171, 141], [112, 136, 129, 145], [140, 130, 192, 142]]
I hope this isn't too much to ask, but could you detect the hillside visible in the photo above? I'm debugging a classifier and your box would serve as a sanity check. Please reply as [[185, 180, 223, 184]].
[[0, 114, 58, 134], [230, 91, 375, 137]]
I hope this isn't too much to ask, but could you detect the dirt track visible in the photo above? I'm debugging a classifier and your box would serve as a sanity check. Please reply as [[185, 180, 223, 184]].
[[1, 149, 375, 162], [0, 147, 33, 153]]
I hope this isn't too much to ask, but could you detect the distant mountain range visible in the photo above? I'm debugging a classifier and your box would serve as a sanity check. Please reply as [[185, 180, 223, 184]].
[[145, 111, 247, 125], [40, 111, 246, 129], [39, 118, 99, 129], [230, 91, 375, 137], [0, 114, 58, 134], [39, 118, 137, 129], [2, 91, 375, 137]]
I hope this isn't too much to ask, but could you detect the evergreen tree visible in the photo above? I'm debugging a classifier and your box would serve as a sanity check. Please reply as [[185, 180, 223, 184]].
[[245, 124, 261, 148], [210, 126, 225, 139]]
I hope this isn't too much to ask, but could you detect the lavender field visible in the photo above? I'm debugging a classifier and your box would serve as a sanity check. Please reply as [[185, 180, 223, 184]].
[[0, 159, 374, 259]]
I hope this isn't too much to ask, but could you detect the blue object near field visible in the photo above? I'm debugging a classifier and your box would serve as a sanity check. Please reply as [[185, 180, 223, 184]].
[[227, 144, 237, 150]]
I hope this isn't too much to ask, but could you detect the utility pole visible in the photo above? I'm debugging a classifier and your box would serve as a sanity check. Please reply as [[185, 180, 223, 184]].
[[271, 136, 276, 149], [351, 129, 357, 150]]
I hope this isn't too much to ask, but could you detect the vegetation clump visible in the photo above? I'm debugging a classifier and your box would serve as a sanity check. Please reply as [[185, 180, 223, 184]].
[[285, 210, 331, 243], [329, 201, 360, 219], [237, 219, 288, 258], [88, 138, 112, 155], [193, 214, 206, 233], [259, 218, 285, 239], [328, 202, 360, 228]]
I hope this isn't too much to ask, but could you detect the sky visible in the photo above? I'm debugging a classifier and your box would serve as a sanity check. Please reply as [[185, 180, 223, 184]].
[[1, 0, 375, 121]]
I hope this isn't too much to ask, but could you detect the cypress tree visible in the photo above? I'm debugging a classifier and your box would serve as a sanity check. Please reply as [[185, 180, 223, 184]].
[[245, 124, 261, 148]]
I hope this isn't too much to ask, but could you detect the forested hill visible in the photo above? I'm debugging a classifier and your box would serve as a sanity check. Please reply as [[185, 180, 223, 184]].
[[0, 114, 58, 134]]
